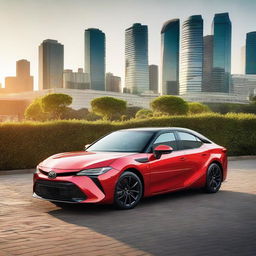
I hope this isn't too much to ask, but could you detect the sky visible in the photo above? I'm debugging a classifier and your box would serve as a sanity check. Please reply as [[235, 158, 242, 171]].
[[0, 0, 255, 89]]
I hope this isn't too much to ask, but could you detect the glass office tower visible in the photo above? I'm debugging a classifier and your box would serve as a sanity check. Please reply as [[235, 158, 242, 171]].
[[39, 39, 64, 90], [180, 15, 203, 95], [161, 19, 180, 95], [149, 64, 159, 93], [125, 23, 149, 94], [246, 31, 256, 74], [212, 13, 232, 93], [84, 28, 105, 91], [202, 35, 213, 92]]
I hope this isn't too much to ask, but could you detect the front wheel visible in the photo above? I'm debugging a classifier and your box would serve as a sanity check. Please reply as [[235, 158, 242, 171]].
[[204, 163, 222, 193], [114, 171, 143, 210]]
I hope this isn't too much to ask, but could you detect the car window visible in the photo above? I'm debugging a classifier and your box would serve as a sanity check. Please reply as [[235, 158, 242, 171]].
[[87, 131, 154, 152], [153, 132, 177, 150], [177, 132, 203, 150]]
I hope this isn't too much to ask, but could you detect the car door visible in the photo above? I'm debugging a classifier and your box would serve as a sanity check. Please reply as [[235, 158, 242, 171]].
[[176, 131, 208, 187], [149, 132, 191, 194]]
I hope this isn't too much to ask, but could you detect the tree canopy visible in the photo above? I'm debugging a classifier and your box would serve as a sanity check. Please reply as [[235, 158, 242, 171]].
[[41, 93, 72, 119], [91, 96, 127, 120], [151, 95, 188, 116], [24, 97, 48, 121]]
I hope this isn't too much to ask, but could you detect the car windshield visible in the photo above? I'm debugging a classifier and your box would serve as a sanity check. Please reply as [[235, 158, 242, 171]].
[[87, 131, 155, 153]]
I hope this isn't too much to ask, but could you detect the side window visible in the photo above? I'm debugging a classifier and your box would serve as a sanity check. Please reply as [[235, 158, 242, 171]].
[[153, 132, 177, 151], [177, 132, 203, 150]]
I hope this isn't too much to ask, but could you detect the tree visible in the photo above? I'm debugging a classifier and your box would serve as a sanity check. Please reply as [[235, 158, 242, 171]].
[[24, 97, 48, 121], [41, 93, 72, 119], [188, 102, 211, 114], [135, 109, 153, 119], [151, 95, 188, 116], [91, 96, 127, 120]]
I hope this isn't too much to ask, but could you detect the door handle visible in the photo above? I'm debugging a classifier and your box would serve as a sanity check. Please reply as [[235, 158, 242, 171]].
[[179, 157, 186, 161], [201, 153, 207, 157]]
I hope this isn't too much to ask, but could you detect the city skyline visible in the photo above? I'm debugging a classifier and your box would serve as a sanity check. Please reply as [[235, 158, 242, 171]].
[[0, 0, 255, 90]]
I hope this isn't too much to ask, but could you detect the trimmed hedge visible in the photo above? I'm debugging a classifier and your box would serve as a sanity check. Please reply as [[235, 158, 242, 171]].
[[0, 113, 256, 170]]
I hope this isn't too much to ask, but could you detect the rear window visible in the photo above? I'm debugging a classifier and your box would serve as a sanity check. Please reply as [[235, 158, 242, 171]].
[[177, 132, 203, 150]]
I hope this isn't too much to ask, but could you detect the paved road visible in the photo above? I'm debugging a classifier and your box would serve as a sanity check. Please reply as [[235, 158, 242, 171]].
[[0, 159, 255, 256]]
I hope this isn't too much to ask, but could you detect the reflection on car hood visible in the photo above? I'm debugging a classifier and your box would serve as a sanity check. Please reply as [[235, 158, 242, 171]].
[[39, 151, 135, 171]]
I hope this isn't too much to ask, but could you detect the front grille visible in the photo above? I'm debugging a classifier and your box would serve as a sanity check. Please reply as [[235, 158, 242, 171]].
[[34, 180, 86, 202], [39, 169, 78, 177]]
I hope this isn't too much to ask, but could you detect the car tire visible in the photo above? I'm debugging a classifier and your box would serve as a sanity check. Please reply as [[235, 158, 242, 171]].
[[204, 163, 222, 193], [114, 171, 143, 210]]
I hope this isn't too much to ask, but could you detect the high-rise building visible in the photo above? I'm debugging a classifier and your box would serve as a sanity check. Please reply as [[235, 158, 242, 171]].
[[4, 59, 33, 93], [245, 32, 256, 74], [125, 23, 149, 94], [39, 39, 64, 90], [84, 28, 105, 91], [180, 15, 203, 95], [106, 73, 121, 93], [63, 68, 90, 89], [212, 13, 232, 93], [149, 65, 158, 93], [160, 19, 180, 95], [202, 35, 213, 92]]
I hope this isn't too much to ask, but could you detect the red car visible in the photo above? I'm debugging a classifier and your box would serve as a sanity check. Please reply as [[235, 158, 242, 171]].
[[33, 127, 227, 209]]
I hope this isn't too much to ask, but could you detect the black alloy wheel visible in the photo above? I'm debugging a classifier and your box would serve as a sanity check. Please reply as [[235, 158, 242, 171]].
[[205, 163, 222, 193], [114, 171, 143, 210]]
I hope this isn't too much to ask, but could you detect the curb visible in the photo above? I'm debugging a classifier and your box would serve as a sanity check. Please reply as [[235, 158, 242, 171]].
[[0, 156, 255, 175], [0, 169, 35, 176], [228, 155, 256, 161]]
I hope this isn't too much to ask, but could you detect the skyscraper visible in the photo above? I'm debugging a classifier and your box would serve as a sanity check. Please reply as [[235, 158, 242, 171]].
[[245, 31, 256, 74], [202, 35, 213, 92], [149, 65, 158, 93], [39, 39, 64, 90], [84, 28, 105, 91], [180, 15, 203, 95], [125, 23, 149, 94], [4, 59, 33, 93], [161, 19, 180, 95], [106, 73, 121, 92], [212, 13, 232, 93]]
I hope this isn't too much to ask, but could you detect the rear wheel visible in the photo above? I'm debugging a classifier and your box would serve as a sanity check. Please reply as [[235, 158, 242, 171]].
[[114, 171, 143, 210], [204, 163, 222, 193]]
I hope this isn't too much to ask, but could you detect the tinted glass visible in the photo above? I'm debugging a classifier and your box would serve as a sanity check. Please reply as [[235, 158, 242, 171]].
[[178, 132, 203, 149], [87, 131, 154, 152], [153, 132, 177, 150]]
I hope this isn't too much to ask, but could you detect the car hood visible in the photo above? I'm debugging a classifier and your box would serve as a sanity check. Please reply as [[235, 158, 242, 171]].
[[39, 151, 135, 171]]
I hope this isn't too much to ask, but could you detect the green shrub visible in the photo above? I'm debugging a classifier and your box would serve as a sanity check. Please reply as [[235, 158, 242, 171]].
[[188, 102, 211, 114], [151, 96, 188, 116], [135, 109, 153, 119], [0, 113, 255, 170]]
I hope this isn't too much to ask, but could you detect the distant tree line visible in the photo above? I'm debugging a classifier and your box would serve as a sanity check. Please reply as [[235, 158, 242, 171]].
[[24, 93, 256, 122]]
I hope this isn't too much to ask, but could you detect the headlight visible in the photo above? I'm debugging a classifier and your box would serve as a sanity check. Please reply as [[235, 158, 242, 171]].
[[76, 167, 112, 176]]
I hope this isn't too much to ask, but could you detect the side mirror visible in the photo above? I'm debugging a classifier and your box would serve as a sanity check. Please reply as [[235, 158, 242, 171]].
[[153, 145, 173, 159], [84, 144, 91, 151]]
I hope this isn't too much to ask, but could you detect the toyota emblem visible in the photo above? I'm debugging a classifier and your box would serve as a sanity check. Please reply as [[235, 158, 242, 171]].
[[48, 171, 57, 179]]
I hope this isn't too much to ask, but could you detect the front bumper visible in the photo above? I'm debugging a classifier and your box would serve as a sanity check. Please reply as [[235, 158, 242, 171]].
[[33, 167, 120, 204]]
